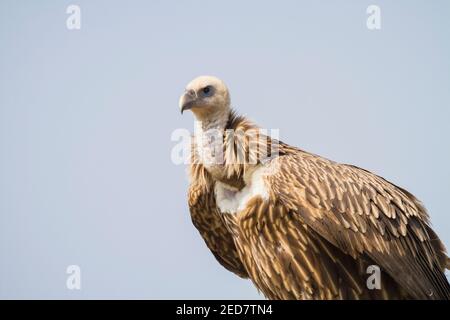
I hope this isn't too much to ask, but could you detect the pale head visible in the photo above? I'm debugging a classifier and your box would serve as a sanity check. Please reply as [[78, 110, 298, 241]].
[[179, 76, 231, 122]]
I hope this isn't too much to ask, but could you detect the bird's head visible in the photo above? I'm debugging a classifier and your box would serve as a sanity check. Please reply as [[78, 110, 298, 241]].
[[179, 76, 230, 122]]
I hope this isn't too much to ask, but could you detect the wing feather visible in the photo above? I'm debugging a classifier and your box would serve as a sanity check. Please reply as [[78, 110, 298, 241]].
[[265, 149, 450, 299], [188, 166, 248, 278], [235, 198, 407, 299]]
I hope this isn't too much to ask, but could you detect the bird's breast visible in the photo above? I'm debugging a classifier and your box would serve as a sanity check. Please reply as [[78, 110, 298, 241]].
[[214, 166, 270, 215]]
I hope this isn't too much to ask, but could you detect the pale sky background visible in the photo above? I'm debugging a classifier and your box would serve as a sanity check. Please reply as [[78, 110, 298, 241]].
[[1, 1, 449, 299]]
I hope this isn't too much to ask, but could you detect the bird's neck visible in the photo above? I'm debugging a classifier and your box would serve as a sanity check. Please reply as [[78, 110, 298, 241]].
[[193, 110, 229, 169], [192, 109, 247, 189], [194, 108, 231, 133]]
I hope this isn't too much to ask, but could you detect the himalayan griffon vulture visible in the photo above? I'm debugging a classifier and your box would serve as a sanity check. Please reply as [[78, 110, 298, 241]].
[[179, 76, 450, 300]]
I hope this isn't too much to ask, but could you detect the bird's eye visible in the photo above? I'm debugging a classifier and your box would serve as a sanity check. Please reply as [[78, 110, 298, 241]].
[[202, 86, 211, 95]]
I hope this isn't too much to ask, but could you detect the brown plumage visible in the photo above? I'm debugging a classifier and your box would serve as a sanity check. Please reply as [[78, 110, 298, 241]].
[[179, 76, 450, 300]]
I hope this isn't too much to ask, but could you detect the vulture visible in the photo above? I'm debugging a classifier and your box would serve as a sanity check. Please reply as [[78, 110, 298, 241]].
[[179, 75, 450, 300]]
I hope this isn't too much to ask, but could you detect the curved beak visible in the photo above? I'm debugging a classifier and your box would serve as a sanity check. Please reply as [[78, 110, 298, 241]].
[[179, 90, 196, 114]]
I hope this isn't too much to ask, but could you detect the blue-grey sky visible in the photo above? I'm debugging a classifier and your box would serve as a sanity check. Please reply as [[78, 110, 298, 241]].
[[1, 0, 449, 299]]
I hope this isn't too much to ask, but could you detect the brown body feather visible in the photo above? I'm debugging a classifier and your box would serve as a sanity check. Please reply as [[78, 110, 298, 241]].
[[187, 111, 450, 300]]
